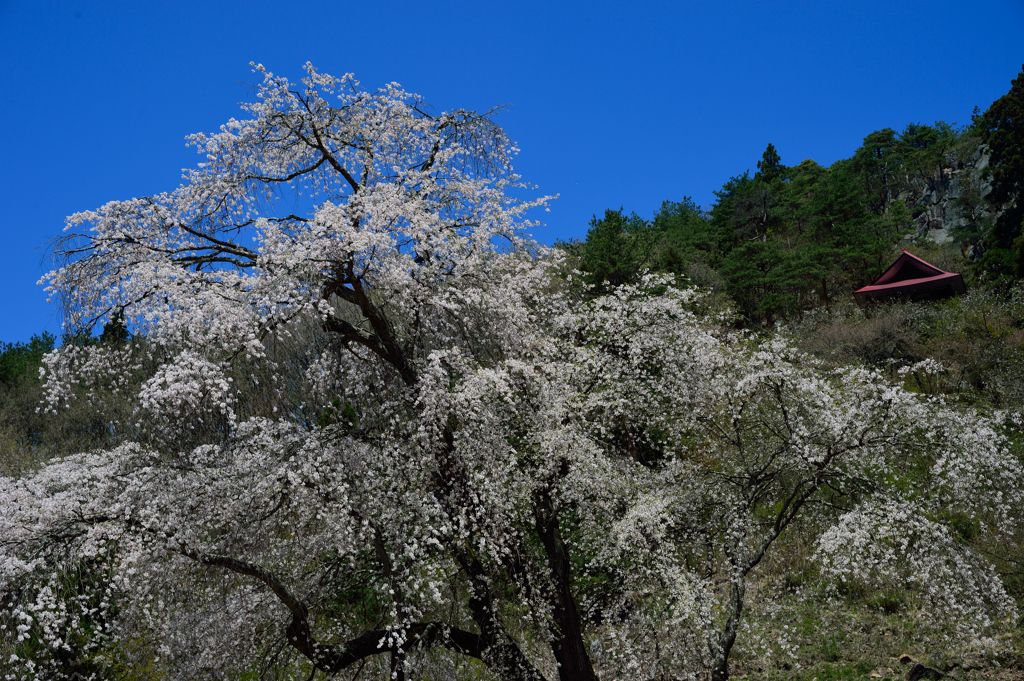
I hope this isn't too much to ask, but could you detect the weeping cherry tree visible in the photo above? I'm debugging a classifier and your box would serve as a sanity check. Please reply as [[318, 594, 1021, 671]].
[[1, 64, 1021, 681]]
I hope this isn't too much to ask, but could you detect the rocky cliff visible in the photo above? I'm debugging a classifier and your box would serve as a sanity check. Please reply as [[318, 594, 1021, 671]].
[[900, 138, 1001, 249]]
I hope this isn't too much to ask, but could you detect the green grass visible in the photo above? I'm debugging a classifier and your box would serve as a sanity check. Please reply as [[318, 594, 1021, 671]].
[[728, 582, 1024, 681]]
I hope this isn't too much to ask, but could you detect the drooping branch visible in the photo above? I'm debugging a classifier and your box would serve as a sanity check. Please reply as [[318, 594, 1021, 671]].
[[174, 222, 260, 261], [179, 547, 484, 674], [273, 103, 363, 194], [242, 154, 329, 185], [285, 618, 484, 675], [179, 547, 308, 620]]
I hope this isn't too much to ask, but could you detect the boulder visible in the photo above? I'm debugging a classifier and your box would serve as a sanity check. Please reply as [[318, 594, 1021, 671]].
[[907, 662, 943, 680]]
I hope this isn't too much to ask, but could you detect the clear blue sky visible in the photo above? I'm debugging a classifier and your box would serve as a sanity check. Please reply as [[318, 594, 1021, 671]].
[[1, 0, 1022, 343]]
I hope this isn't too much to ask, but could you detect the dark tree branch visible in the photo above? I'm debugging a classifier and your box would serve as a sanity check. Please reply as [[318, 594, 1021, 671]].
[[175, 223, 259, 261], [179, 547, 308, 620], [178, 546, 485, 675], [243, 155, 328, 184], [323, 314, 417, 386]]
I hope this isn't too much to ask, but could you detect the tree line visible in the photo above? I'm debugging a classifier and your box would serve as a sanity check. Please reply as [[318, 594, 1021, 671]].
[[565, 65, 1024, 324]]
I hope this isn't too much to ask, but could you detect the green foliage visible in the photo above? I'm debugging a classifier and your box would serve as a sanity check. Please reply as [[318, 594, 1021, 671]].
[[711, 170, 776, 241], [316, 397, 360, 431], [755, 142, 783, 183], [852, 128, 900, 208], [570, 113, 984, 324], [697, 145, 914, 323], [977, 65, 1024, 280], [720, 241, 823, 322], [649, 198, 722, 274], [0, 332, 54, 387], [573, 208, 656, 294], [0, 333, 57, 475], [98, 311, 131, 345], [900, 122, 939, 151]]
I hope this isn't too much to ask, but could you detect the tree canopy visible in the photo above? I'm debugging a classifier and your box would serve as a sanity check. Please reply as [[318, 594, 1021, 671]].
[[0, 333, 54, 387], [977, 65, 1024, 279], [564, 68, 1024, 323]]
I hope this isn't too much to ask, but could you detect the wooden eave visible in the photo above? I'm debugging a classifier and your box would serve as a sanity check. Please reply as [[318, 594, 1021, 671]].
[[853, 250, 966, 305]]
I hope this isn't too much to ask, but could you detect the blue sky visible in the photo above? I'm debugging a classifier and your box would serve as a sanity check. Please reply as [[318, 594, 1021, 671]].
[[1, 0, 1022, 343]]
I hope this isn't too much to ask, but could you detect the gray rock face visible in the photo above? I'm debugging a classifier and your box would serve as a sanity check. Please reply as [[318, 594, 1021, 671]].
[[906, 142, 1002, 247]]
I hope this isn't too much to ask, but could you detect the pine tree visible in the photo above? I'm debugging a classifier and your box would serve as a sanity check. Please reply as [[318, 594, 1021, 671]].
[[979, 65, 1024, 277], [755, 142, 783, 182]]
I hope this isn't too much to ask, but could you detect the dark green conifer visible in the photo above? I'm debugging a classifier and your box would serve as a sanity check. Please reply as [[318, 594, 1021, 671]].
[[755, 143, 783, 183], [978, 65, 1024, 277]]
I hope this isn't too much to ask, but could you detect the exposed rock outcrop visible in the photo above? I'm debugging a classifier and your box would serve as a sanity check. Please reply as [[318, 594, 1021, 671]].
[[901, 141, 996, 245]]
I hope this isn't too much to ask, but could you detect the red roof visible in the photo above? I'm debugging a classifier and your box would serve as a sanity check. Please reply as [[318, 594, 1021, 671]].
[[853, 250, 966, 305]]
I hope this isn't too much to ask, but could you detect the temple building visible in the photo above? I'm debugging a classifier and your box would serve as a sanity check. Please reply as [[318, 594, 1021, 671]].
[[853, 250, 966, 306]]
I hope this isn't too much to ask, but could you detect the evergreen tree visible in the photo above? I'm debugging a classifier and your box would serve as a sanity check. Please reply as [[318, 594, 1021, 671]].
[[649, 198, 722, 274], [720, 240, 823, 323], [577, 208, 654, 293], [99, 310, 131, 345], [900, 122, 939, 150], [0, 332, 55, 387], [776, 159, 827, 236], [853, 128, 900, 208], [712, 171, 777, 241], [755, 142, 783, 183], [978, 65, 1024, 278]]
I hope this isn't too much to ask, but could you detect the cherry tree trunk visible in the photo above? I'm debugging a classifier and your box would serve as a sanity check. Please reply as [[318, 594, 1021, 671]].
[[535, 494, 597, 681]]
